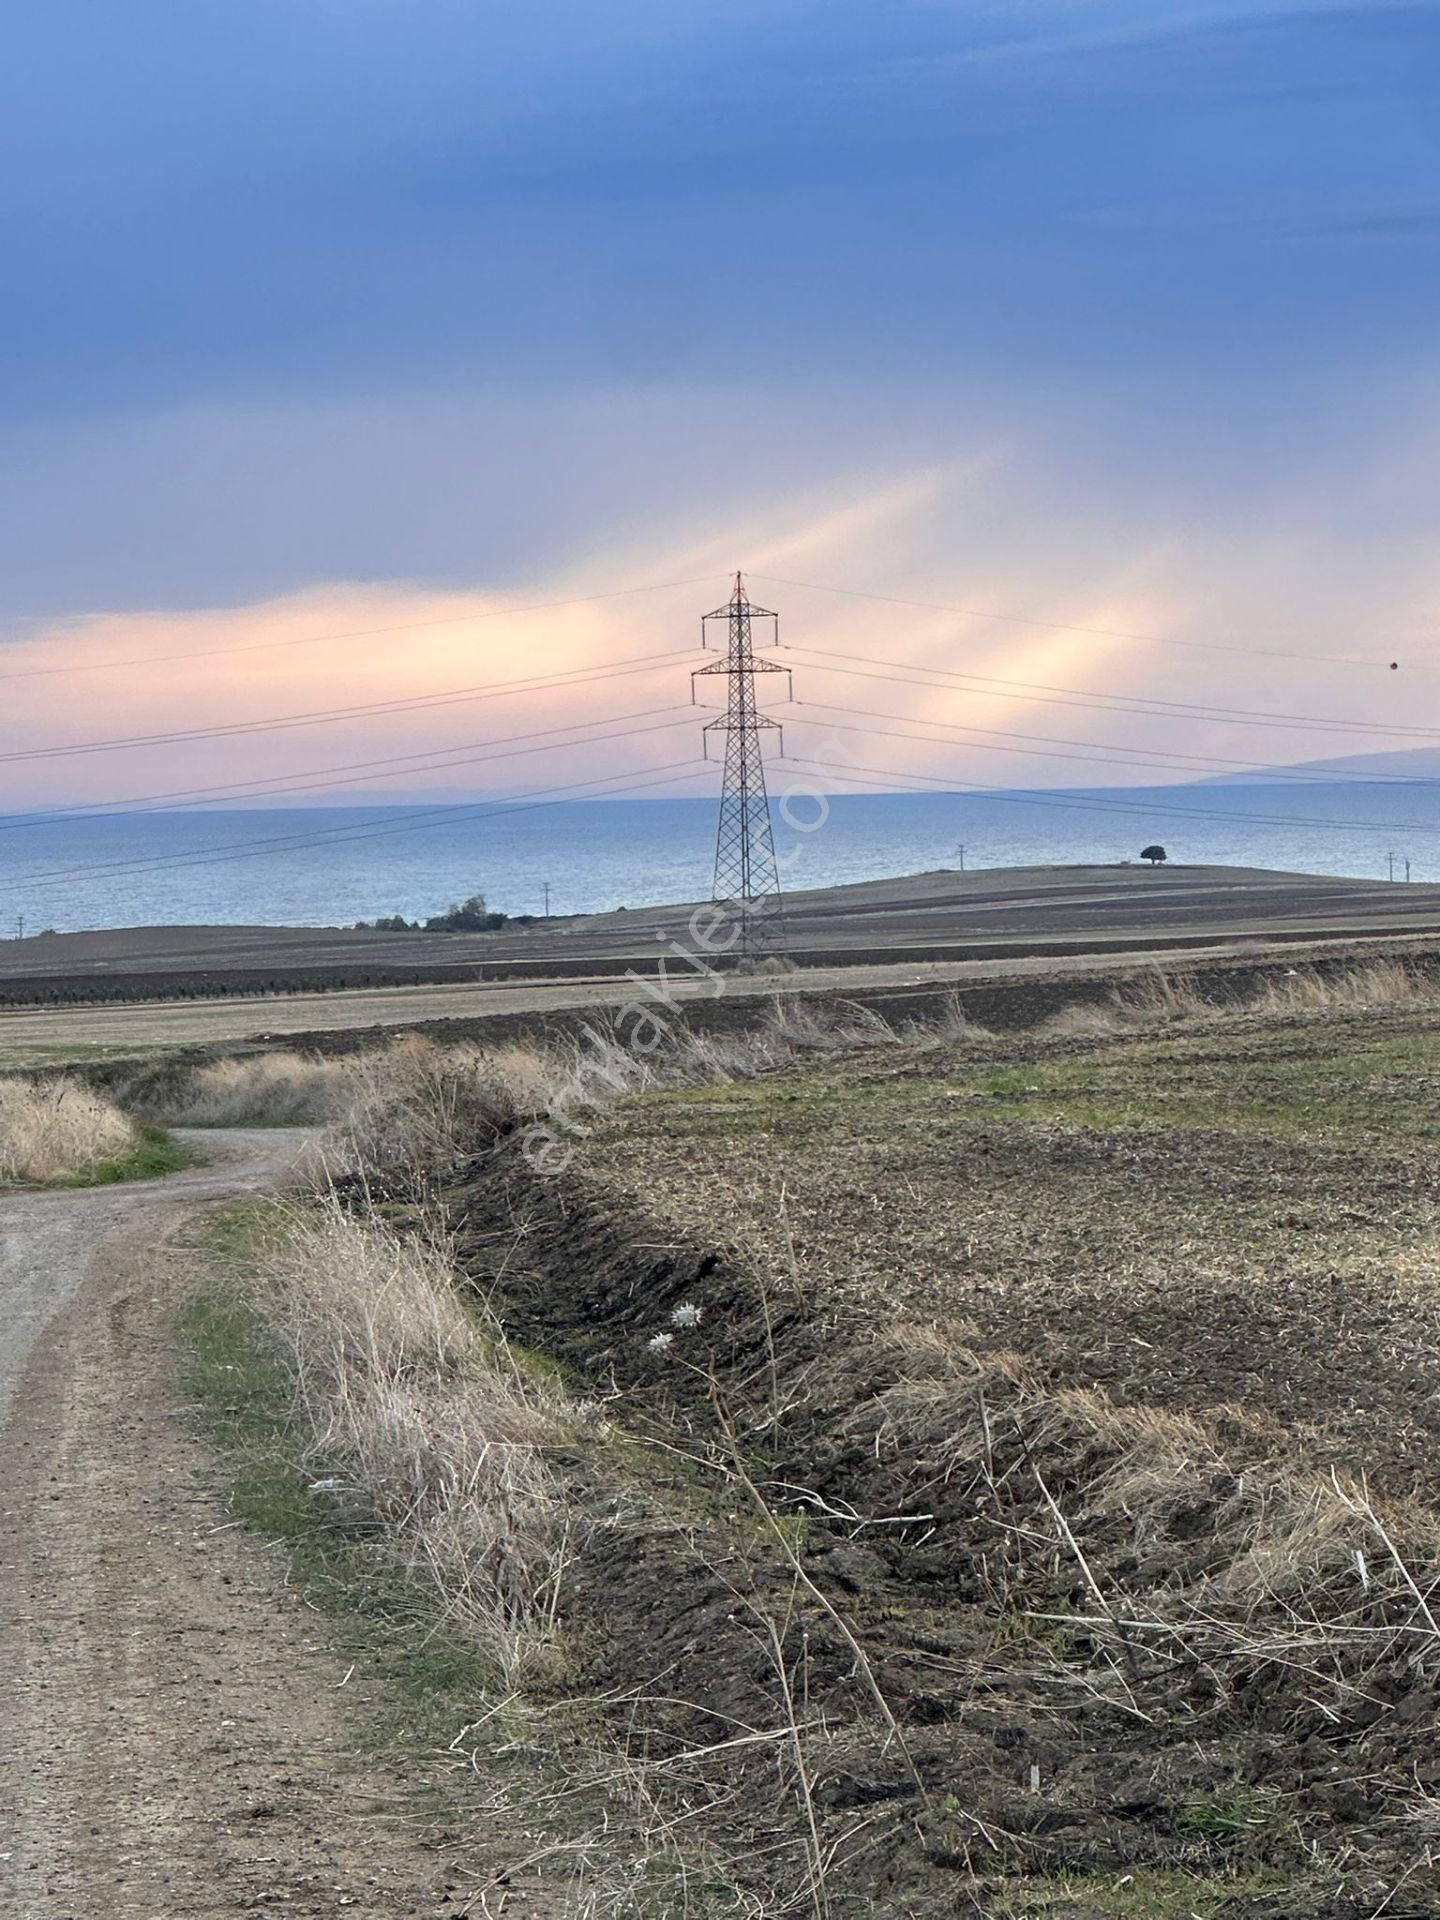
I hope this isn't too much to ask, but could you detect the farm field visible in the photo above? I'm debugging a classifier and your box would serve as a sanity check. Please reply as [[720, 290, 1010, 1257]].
[[6, 865, 1440, 1009], [441, 983, 1440, 1916]]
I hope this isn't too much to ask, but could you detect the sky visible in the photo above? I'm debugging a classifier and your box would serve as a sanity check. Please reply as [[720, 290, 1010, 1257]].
[[2, 1, 1440, 809]]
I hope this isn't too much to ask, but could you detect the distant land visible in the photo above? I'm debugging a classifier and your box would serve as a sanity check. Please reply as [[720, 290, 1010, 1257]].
[[1200, 745, 1440, 784], [84, 754, 1440, 811], [227, 751, 1440, 804]]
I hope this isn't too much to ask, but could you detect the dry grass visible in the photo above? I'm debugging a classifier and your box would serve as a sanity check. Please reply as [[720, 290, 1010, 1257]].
[[163, 993, 996, 1186], [0, 1075, 136, 1181], [167, 1049, 357, 1126], [307, 999, 987, 1180], [322, 1036, 556, 1180], [1250, 957, 1440, 1016], [1036, 1000, 1128, 1039], [165, 1035, 558, 1176], [1038, 958, 1440, 1040], [850, 1327, 1440, 1642], [1035, 970, 1210, 1037], [1111, 968, 1214, 1024], [252, 1195, 580, 1678]]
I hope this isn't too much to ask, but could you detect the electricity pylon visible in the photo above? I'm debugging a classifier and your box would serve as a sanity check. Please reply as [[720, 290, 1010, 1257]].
[[692, 573, 792, 961]]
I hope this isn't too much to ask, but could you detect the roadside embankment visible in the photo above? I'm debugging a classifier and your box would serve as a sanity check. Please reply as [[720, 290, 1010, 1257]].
[[19, 926, 1440, 1118]]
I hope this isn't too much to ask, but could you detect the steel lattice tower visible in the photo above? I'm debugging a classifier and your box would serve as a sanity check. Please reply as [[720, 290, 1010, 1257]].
[[692, 573, 792, 961]]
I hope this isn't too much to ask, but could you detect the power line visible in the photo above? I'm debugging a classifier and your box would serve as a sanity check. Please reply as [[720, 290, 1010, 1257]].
[[751, 571, 1415, 673], [0, 645, 703, 767], [0, 703, 699, 832], [787, 697, 1440, 790], [13, 736, 702, 883], [12, 757, 715, 891], [5, 593, 1427, 779], [9, 649, 1435, 838], [777, 740, 1440, 836], [781, 643, 1440, 741], [0, 574, 713, 683]]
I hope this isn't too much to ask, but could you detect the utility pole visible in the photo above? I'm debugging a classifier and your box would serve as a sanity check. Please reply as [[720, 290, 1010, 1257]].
[[692, 573, 792, 961], [957, 843, 966, 873], [542, 880, 551, 918], [1388, 851, 1396, 883], [1406, 859, 1412, 884]]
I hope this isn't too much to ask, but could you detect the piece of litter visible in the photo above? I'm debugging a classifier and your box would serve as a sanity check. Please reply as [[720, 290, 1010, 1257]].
[[308, 1477, 343, 1494]]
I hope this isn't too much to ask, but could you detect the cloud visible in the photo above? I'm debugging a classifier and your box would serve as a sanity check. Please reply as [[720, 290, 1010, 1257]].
[[5, 435, 1435, 815]]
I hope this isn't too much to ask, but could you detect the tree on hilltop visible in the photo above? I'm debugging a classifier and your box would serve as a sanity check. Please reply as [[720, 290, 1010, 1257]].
[[424, 892, 508, 932], [354, 891, 509, 932], [1140, 844, 1168, 866]]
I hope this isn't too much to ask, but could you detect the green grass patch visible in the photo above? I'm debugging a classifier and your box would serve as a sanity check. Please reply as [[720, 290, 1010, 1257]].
[[1178, 1783, 1288, 1843], [616, 1017, 1440, 1153], [0, 1041, 167, 1066], [53, 1123, 192, 1187], [201, 1194, 283, 1261]]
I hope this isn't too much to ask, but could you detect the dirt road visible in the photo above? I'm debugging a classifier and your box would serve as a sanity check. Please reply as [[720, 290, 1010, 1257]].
[[0, 1132, 464, 1919], [0, 929, 1432, 1064]]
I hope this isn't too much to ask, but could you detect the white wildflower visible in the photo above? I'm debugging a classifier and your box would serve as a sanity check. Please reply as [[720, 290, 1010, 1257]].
[[670, 1302, 703, 1329], [647, 1331, 675, 1354]]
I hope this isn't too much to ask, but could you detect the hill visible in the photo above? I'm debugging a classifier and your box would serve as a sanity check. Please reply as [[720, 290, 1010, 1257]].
[[1201, 744, 1440, 781]]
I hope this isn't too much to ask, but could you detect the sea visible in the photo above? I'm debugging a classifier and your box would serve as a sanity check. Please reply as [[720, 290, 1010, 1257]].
[[4, 783, 1440, 934]]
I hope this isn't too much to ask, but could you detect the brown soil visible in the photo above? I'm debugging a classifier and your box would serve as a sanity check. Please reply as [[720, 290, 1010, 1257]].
[[8, 862, 1440, 1006], [429, 1001, 1440, 1917], [0, 1135, 469, 1920]]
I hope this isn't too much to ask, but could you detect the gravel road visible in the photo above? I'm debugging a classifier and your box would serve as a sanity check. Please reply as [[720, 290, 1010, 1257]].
[[0, 1129, 307, 1428], [0, 1130, 487, 1919]]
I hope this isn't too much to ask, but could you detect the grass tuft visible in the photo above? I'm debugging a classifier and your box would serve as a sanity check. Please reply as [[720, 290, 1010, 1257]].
[[56, 1123, 191, 1187], [988, 1865, 1286, 1918], [0, 1074, 187, 1184]]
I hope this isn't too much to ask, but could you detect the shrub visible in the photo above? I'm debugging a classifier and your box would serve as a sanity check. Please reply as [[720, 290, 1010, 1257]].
[[167, 1051, 358, 1127], [320, 1036, 558, 1179], [354, 895, 510, 932], [424, 893, 508, 932]]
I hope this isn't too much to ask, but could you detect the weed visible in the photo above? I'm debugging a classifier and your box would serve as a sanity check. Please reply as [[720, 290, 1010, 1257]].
[[219, 1195, 582, 1680], [56, 1123, 190, 1187], [1178, 1783, 1283, 1842]]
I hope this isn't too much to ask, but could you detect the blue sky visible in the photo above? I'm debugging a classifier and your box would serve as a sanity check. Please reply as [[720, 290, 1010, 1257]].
[[0, 2, 1437, 803], [0, 3, 1435, 596]]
